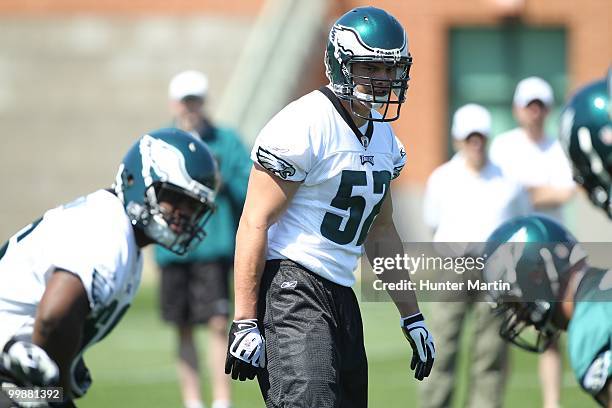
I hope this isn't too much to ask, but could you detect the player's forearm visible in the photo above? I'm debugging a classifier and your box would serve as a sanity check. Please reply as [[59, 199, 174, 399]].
[[528, 186, 575, 208], [233, 217, 268, 320], [33, 305, 86, 393], [365, 225, 420, 317], [33, 315, 82, 392], [32, 271, 89, 394]]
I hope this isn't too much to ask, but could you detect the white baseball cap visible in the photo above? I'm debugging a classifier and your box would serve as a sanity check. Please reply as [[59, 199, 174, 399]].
[[168, 70, 209, 101], [451, 103, 492, 141], [513, 76, 554, 108]]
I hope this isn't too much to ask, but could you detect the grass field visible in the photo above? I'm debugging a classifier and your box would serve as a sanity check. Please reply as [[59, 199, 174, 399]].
[[79, 284, 597, 408]]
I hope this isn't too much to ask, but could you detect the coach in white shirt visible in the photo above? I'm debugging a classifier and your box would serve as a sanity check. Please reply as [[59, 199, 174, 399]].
[[424, 104, 531, 242], [420, 104, 531, 408], [489, 76, 575, 222]]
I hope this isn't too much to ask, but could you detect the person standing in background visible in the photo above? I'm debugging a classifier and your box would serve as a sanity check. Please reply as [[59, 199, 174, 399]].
[[421, 104, 531, 408], [490, 76, 575, 221], [155, 70, 250, 408], [489, 76, 576, 408]]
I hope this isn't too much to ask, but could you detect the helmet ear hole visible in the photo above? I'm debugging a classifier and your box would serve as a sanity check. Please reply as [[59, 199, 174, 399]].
[[126, 174, 135, 186]]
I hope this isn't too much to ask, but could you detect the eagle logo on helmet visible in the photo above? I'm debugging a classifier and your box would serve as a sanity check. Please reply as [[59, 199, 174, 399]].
[[139, 134, 214, 201], [331, 24, 406, 64]]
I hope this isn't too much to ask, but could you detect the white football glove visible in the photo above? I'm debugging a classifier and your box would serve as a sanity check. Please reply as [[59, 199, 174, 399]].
[[225, 319, 265, 381], [401, 313, 436, 380], [1, 340, 59, 387]]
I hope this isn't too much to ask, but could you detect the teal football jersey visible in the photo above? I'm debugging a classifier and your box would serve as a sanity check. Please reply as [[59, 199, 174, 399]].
[[567, 267, 612, 398]]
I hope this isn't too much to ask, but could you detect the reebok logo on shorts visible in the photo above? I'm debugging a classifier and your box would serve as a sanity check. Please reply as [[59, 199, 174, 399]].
[[280, 281, 298, 289]]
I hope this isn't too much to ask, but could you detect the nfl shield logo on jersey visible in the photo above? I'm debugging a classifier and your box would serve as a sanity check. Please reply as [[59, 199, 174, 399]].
[[360, 155, 374, 166]]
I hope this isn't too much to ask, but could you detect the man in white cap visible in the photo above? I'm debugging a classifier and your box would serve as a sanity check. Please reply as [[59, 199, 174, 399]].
[[421, 104, 531, 408], [489, 76, 576, 408], [156, 70, 250, 408], [490, 76, 575, 221]]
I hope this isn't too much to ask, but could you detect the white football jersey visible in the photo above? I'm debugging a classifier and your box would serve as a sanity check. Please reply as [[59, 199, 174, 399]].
[[0, 189, 142, 382], [251, 86, 406, 286]]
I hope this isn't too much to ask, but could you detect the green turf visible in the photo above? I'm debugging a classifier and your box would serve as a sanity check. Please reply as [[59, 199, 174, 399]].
[[79, 285, 598, 407]]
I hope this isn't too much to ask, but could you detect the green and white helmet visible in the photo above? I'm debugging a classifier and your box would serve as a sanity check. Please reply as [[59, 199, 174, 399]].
[[114, 128, 218, 255], [483, 215, 587, 353], [559, 78, 612, 218], [324, 6, 412, 122]]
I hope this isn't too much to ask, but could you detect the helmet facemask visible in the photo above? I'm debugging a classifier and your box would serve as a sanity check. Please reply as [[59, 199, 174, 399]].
[[485, 242, 561, 353], [128, 181, 215, 255], [495, 299, 559, 353], [343, 58, 411, 122]]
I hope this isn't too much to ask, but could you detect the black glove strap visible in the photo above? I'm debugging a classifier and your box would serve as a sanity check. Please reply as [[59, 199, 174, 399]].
[[401, 312, 424, 327]]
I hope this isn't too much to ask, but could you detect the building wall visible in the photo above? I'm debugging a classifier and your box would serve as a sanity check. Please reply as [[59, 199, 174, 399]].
[[0, 0, 265, 16], [0, 13, 254, 242]]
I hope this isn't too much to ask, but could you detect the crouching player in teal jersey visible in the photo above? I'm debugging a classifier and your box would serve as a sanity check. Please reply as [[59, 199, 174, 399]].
[[483, 215, 611, 407]]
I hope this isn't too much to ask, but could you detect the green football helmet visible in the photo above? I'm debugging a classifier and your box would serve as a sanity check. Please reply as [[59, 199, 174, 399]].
[[324, 6, 412, 122], [559, 78, 612, 218], [483, 215, 587, 353], [114, 128, 218, 255]]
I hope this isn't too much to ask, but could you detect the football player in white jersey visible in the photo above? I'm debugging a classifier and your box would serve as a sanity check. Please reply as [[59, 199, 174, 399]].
[[0, 128, 218, 407], [224, 7, 435, 408]]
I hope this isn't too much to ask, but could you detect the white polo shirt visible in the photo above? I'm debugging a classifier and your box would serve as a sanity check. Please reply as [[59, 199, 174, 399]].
[[489, 127, 575, 222], [423, 154, 531, 242]]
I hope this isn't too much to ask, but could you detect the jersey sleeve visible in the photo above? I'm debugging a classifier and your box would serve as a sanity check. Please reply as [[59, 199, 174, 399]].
[[391, 135, 407, 180], [251, 102, 315, 182]]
